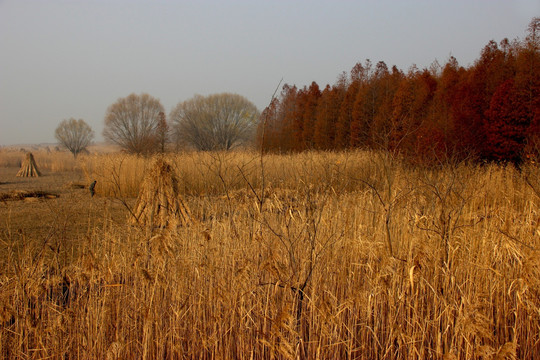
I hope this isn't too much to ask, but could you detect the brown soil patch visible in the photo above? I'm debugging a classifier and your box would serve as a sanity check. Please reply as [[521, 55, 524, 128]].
[[0, 166, 131, 261], [0, 190, 59, 201]]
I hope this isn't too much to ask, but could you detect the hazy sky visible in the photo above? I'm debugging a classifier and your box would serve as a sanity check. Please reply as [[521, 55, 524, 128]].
[[1, 0, 538, 146]]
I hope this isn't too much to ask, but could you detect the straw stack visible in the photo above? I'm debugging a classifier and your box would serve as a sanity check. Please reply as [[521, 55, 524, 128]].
[[131, 158, 192, 230], [16, 153, 41, 177]]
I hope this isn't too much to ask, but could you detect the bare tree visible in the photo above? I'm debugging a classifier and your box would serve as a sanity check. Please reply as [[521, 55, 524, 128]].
[[156, 111, 169, 153], [54, 118, 94, 158], [103, 93, 165, 154], [170, 93, 260, 151]]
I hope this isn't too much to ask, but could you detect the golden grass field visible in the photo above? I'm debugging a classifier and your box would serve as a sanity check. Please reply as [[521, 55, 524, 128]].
[[0, 148, 539, 359]]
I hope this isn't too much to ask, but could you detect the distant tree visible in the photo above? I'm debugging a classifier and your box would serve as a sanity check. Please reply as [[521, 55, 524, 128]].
[[54, 118, 94, 158], [516, 17, 540, 155], [273, 84, 299, 152], [484, 79, 530, 164], [335, 78, 360, 149], [254, 17, 540, 163], [256, 98, 278, 151], [156, 111, 169, 153], [314, 85, 344, 149], [301, 82, 321, 148], [103, 93, 165, 154], [369, 65, 403, 148], [170, 93, 260, 151], [351, 62, 390, 148], [257, 84, 299, 152], [290, 87, 308, 150], [334, 61, 372, 150], [390, 68, 437, 153], [434, 58, 460, 137]]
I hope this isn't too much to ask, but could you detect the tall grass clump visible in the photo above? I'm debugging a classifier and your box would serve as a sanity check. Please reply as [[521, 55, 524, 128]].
[[1, 150, 539, 359], [81, 154, 149, 198]]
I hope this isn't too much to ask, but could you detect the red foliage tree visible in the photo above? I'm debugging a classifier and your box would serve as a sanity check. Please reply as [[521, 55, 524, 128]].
[[447, 70, 485, 157], [257, 97, 280, 151], [301, 82, 322, 149], [369, 65, 403, 148], [335, 80, 360, 149], [256, 17, 539, 164], [432, 57, 462, 154], [257, 84, 299, 152], [290, 88, 307, 151], [484, 79, 530, 163], [453, 40, 514, 158], [515, 17, 540, 156], [350, 61, 394, 148], [314, 85, 344, 149], [390, 68, 437, 153]]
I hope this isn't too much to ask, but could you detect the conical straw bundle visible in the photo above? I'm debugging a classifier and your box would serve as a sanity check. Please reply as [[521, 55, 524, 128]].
[[16, 152, 41, 177], [131, 158, 192, 230]]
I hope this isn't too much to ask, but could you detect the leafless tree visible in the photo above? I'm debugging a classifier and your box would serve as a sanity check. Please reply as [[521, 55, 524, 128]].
[[170, 93, 260, 151], [156, 111, 169, 153], [103, 93, 165, 154], [54, 118, 94, 158]]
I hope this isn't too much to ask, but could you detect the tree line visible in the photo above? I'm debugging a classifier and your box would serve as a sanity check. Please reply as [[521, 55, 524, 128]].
[[55, 18, 538, 164], [55, 93, 260, 156], [257, 18, 539, 165]]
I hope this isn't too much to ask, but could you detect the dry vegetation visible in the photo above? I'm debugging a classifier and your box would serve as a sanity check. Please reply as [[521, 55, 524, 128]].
[[0, 148, 539, 359]]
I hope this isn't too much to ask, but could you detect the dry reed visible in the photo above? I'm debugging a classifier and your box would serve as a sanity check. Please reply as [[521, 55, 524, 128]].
[[1, 151, 539, 359]]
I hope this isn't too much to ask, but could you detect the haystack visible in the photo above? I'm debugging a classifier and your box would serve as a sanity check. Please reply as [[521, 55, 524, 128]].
[[131, 158, 192, 230], [16, 152, 41, 177]]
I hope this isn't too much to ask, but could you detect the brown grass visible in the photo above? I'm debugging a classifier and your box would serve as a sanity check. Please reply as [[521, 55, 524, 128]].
[[0, 150, 539, 359], [0, 148, 76, 171]]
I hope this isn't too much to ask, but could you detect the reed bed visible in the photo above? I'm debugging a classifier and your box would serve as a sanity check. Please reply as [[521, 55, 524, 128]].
[[0, 148, 77, 172], [80, 150, 385, 198], [1, 151, 539, 359]]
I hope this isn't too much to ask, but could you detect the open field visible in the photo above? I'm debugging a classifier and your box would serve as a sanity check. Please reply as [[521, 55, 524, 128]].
[[1, 149, 539, 359]]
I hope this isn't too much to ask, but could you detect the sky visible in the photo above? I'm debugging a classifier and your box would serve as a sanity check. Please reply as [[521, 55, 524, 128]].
[[1, 0, 538, 146]]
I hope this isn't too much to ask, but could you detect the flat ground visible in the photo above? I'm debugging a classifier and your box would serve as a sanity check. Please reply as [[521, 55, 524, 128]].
[[0, 166, 129, 260]]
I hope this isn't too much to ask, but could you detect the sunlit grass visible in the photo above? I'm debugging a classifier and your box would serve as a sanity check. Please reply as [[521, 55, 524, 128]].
[[0, 150, 538, 359]]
